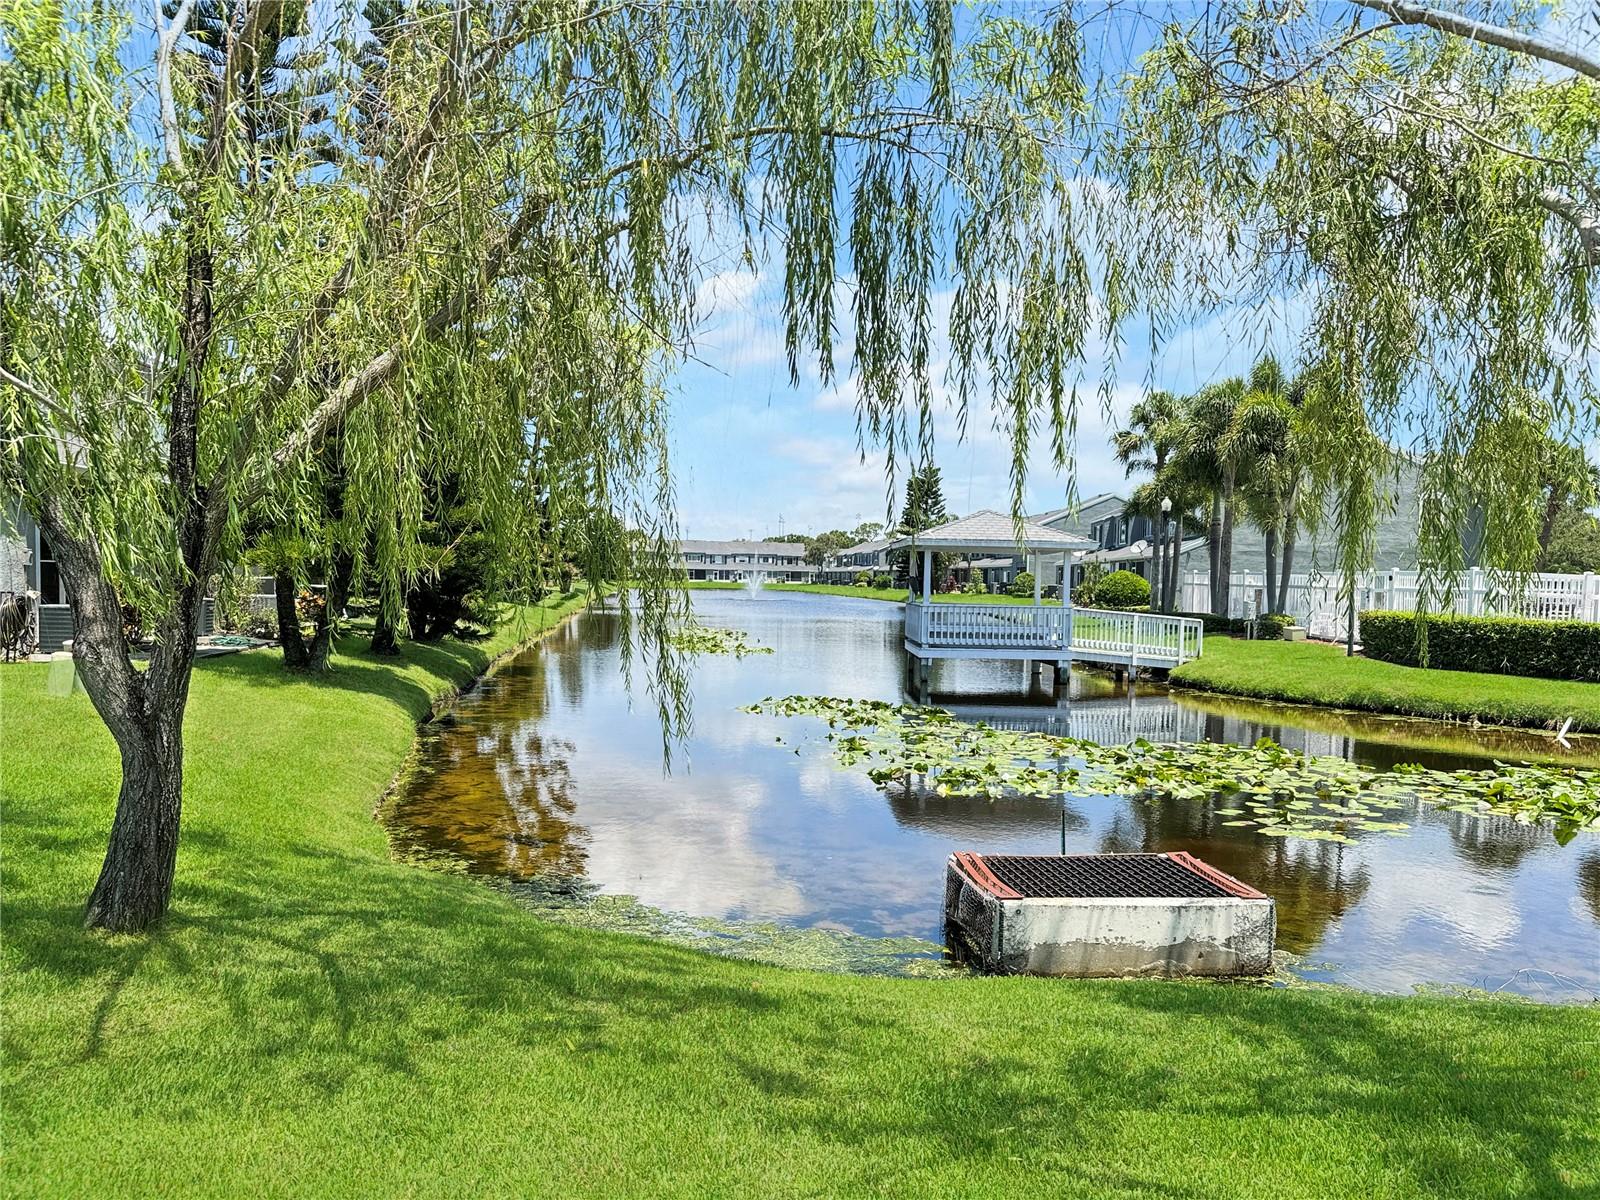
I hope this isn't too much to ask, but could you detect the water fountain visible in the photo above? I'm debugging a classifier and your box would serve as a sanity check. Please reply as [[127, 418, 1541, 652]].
[[742, 571, 765, 598]]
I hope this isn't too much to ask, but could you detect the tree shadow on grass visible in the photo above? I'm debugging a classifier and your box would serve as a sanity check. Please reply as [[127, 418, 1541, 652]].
[[194, 637, 493, 723], [10, 829, 1595, 1196]]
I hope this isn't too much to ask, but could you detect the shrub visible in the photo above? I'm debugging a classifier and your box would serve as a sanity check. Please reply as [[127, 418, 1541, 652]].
[[243, 611, 278, 640], [1360, 610, 1600, 682], [1071, 561, 1107, 606], [1176, 610, 1291, 637], [1255, 612, 1294, 639], [1093, 570, 1151, 610], [854, 570, 871, 588], [871, 573, 893, 590], [965, 568, 986, 594], [1009, 570, 1035, 598]]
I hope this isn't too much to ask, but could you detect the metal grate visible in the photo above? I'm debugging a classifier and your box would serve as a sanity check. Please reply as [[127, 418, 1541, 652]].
[[978, 853, 1234, 899]]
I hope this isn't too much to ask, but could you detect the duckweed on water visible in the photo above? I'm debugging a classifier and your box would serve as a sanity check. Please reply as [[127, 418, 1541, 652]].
[[743, 696, 1600, 846], [669, 622, 774, 657], [506, 876, 951, 976]]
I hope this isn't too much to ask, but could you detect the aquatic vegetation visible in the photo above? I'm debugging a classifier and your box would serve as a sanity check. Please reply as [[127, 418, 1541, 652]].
[[669, 622, 773, 657], [744, 696, 1600, 846], [506, 876, 951, 977]]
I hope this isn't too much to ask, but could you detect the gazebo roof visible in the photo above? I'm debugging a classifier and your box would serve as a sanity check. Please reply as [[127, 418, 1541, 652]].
[[885, 510, 1098, 554]]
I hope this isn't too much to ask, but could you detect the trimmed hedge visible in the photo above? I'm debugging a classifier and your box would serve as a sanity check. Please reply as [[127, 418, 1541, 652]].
[[1360, 609, 1600, 682]]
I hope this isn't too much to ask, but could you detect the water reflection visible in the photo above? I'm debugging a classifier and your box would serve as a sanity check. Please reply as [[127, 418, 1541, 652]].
[[385, 591, 1600, 1001]]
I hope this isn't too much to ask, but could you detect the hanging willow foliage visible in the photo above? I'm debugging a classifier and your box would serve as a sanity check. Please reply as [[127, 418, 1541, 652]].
[[1107, 0, 1599, 604], [0, 0, 1119, 930]]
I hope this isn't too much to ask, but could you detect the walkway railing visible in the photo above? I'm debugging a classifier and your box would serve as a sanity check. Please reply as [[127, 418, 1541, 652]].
[[1070, 607, 1204, 667], [904, 602, 1204, 667]]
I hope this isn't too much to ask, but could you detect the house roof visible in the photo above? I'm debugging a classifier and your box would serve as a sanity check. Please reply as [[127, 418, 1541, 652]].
[[677, 539, 809, 557], [1081, 536, 1208, 564], [1027, 492, 1125, 530], [838, 538, 891, 555], [885, 510, 1098, 554]]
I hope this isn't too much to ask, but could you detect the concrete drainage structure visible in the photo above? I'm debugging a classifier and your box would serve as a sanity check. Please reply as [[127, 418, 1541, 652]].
[[944, 851, 1274, 978]]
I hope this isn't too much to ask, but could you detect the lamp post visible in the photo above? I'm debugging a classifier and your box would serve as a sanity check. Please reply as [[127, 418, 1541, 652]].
[[1159, 496, 1173, 613]]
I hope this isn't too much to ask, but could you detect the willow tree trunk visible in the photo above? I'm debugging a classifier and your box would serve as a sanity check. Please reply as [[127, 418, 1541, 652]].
[[303, 556, 352, 672], [275, 569, 311, 670], [370, 608, 401, 655], [83, 705, 185, 931], [43, 507, 212, 933], [1537, 487, 1563, 568]]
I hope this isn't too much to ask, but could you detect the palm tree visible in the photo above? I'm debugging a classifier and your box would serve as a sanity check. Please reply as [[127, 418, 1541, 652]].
[[1223, 358, 1312, 614], [1112, 391, 1182, 478], [1113, 392, 1183, 610], [1171, 379, 1249, 615]]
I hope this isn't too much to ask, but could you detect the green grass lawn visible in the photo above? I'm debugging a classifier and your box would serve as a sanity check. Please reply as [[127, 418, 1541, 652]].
[[4, 604, 1597, 1197], [1173, 635, 1600, 732]]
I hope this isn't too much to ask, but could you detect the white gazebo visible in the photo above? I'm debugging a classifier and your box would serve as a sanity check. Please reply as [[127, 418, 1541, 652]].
[[886, 510, 1204, 687]]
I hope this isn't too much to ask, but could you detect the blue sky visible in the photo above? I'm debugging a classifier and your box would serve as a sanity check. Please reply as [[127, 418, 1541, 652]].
[[664, 3, 1304, 541], [666, 0, 1597, 540], [668, 266, 1307, 540]]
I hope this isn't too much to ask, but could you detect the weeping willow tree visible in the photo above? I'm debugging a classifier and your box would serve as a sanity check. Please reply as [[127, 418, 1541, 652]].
[[0, 0, 1121, 933], [1109, 0, 1599, 613]]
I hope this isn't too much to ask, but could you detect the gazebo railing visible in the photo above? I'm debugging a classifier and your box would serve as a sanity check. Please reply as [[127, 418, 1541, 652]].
[[906, 600, 1069, 650]]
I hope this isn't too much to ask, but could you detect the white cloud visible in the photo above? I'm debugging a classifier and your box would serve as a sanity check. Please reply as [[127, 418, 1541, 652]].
[[695, 268, 762, 313]]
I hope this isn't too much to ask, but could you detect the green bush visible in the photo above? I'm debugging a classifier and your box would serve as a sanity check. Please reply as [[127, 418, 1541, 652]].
[[1176, 610, 1294, 637], [1070, 561, 1106, 606], [1093, 570, 1151, 610], [1255, 612, 1294, 638], [871, 573, 893, 590], [965, 567, 986, 594], [1360, 609, 1600, 682], [1009, 570, 1035, 598], [854, 570, 871, 587]]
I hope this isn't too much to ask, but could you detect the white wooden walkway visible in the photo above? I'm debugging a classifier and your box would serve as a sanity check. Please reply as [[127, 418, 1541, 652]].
[[903, 601, 1204, 671]]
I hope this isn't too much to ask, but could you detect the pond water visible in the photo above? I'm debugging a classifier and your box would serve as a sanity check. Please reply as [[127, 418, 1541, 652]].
[[385, 591, 1600, 1001]]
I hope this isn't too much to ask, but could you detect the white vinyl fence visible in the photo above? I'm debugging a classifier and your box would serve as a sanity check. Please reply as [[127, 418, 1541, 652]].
[[1179, 568, 1600, 640]]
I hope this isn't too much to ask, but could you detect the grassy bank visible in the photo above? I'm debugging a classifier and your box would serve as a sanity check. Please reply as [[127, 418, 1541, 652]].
[[4, 608, 1596, 1197], [1173, 635, 1600, 732]]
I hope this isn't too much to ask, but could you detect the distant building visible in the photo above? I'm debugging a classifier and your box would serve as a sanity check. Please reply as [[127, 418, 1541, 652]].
[[1010, 492, 1131, 588], [676, 539, 816, 582], [1050, 460, 1442, 594], [2, 499, 76, 652], [819, 538, 892, 583]]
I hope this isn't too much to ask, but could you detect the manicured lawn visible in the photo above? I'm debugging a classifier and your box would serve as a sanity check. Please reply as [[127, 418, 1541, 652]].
[[3, 603, 1596, 1197], [1173, 635, 1600, 732]]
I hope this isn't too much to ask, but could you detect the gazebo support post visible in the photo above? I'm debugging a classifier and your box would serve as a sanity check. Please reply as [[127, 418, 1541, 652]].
[[921, 548, 932, 598]]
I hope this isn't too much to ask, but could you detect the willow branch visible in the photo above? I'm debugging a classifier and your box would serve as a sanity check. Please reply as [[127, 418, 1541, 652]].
[[155, 0, 199, 171], [1536, 187, 1600, 266], [1349, 0, 1600, 81]]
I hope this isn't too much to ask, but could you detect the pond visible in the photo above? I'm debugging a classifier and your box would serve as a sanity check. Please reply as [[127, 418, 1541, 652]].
[[385, 591, 1600, 1001]]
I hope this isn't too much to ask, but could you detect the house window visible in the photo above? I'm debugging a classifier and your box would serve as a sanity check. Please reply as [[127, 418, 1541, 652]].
[[36, 532, 61, 605]]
